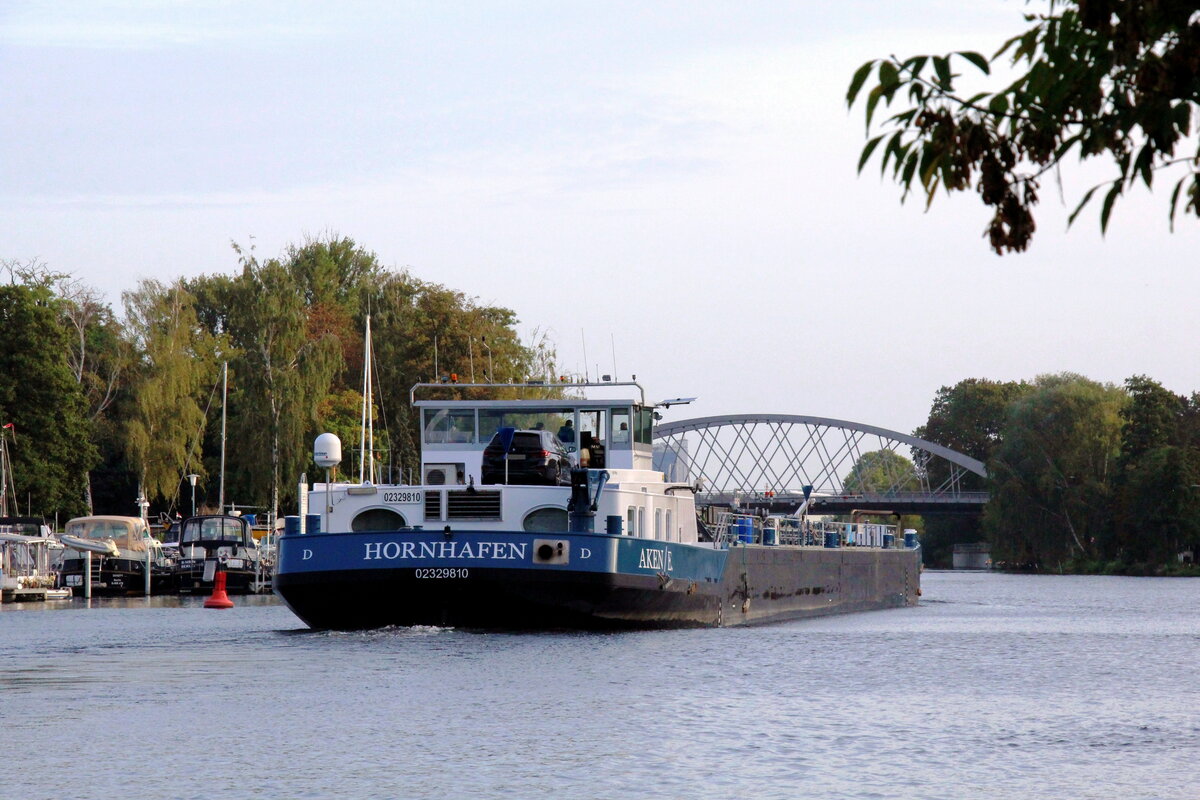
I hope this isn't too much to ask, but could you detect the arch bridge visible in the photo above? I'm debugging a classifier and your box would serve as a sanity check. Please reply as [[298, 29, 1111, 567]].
[[652, 414, 988, 515]]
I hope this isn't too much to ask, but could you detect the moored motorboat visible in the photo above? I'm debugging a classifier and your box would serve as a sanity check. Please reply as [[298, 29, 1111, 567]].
[[175, 514, 270, 594], [274, 381, 921, 630], [58, 516, 175, 596]]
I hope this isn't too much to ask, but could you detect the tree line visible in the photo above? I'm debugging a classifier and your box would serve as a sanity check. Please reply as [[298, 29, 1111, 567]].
[[915, 373, 1200, 573], [0, 236, 554, 524]]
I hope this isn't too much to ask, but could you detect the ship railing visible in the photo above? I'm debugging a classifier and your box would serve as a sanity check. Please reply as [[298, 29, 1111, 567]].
[[711, 513, 902, 548]]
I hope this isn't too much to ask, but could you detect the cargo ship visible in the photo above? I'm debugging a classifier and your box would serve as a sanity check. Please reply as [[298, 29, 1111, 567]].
[[274, 381, 920, 630]]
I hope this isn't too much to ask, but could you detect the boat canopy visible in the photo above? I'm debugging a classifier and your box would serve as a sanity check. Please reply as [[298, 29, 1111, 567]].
[[180, 515, 254, 547], [64, 516, 150, 552]]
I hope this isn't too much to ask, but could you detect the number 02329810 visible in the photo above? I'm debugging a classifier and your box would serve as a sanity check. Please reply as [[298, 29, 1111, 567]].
[[383, 490, 422, 504]]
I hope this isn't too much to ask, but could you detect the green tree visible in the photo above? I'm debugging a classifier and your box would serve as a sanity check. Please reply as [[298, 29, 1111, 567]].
[[122, 279, 219, 507], [914, 378, 1033, 565], [1118, 444, 1199, 565], [56, 276, 127, 513], [0, 279, 96, 517], [222, 250, 343, 518], [365, 270, 546, 479], [848, 1, 1200, 253], [985, 373, 1126, 567], [843, 449, 921, 493], [1112, 375, 1198, 565], [188, 235, 551, 506]]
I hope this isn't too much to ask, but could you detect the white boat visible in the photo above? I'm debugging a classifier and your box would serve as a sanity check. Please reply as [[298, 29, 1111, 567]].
[[1, 517, 67, 602]]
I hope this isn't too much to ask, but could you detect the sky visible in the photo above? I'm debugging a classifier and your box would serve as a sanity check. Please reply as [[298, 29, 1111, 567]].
[[3, 0, 1198, 437]]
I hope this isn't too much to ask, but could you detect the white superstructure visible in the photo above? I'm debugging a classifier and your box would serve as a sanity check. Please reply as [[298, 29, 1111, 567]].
[[308, 382, 700, 543]]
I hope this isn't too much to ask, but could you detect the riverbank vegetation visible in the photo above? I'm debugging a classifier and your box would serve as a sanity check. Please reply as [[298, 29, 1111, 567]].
[[0, 236, 556, 522], [916, 374, 1200, 574]]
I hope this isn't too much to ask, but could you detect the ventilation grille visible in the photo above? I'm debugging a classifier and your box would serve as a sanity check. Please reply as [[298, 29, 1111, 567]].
[[447, 490, 502, 520], [424, 491, 443, 521]]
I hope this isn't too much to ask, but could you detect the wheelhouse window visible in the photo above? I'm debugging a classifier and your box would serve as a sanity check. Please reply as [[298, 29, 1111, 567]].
[[422, 408, 477, 443], [634, 407, 654, 445], [626, 507, 636, 537], [479, 408, 575, 441], [611, 408, 631, 447], [654, 508, 663, 540]]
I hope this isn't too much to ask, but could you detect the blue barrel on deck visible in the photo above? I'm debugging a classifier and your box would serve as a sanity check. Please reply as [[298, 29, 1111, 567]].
[[243, 514, 257, 526], [305, 514, 322, 535], [824, 530, 839, 548], [883, 532, 895, 549], [737, 519, 753, 543], [762, 528, 777, 546], [607, 515, 623, 536], [283, 515, 300, 536], [904, 530, 918, 548]]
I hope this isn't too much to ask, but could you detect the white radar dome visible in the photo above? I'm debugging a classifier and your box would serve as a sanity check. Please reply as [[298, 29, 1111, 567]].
[[314, 432, 343, 468]]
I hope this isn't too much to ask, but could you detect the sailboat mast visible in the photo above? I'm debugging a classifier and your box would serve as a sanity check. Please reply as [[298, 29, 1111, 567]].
[[368, 324, 375, 482], [0, 434, 9, 518], [219, 361, 227, 512], [360, 315, 375, 483]]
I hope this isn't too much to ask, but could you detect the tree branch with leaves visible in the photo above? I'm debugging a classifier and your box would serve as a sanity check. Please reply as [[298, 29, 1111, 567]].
[[848, 1, 1200, 253]]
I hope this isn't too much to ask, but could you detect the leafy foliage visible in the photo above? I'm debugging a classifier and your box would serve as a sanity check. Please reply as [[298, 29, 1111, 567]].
[[0, 280, 97, 516], [914, 378, 1033, 565], [1111, 376, 1200, 564], [122, 280, 220, 504], [842, 449, 921, 493], [985, 373, 1126, 565], [848, 1, 1200, 252]]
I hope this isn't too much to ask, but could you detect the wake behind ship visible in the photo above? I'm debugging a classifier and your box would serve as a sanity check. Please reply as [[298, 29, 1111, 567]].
[[274, 381, 920, 630]]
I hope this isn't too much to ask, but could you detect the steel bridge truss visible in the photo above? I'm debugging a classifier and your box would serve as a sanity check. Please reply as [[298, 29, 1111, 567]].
[[652, 414, 987, 506]]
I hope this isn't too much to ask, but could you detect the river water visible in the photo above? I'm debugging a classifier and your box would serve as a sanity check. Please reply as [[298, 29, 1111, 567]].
[[2, 572, 1196, 799]]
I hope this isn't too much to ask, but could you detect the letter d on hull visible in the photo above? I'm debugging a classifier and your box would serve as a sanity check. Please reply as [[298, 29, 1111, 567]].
[[302, 549, 313, 560]]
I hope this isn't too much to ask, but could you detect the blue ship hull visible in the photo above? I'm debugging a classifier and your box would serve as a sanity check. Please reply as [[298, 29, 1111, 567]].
[[274, 528, 921, 630]]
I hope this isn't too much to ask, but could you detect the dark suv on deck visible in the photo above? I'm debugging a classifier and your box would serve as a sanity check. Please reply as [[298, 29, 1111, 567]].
[[481, 430, 572, 485]]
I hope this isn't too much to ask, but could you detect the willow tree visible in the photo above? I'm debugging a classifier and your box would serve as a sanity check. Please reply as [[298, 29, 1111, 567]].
[[122, 280, 219, 509]]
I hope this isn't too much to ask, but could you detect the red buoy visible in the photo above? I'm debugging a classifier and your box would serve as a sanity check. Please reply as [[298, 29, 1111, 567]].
[[204, 570, 235, 609]]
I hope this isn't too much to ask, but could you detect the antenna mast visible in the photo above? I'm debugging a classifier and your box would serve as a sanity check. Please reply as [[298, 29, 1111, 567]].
[[219, 361, 227, 513], [581, 329, 589, 381]]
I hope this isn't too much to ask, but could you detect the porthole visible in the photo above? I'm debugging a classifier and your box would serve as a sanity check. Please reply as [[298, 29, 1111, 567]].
[[351, 508, 407, 532]]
